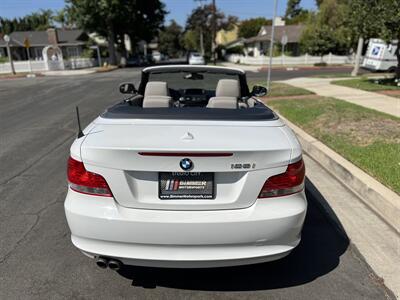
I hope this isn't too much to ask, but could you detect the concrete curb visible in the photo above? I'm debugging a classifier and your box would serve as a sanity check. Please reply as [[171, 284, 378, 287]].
[[41, 69, 97, 76], [281, 116, 400, 234]]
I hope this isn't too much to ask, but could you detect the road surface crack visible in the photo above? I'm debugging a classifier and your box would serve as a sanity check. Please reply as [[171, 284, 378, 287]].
[[0, 199, 63, 265], [0, 133, 74, 186]]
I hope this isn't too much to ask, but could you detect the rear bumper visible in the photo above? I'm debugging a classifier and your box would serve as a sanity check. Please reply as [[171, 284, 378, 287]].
[[64, 189, 307, 268]]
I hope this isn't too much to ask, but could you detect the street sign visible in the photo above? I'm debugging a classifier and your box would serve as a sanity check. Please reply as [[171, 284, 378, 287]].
[[24, 37, 30, 48], [281, 34, 288, 46]]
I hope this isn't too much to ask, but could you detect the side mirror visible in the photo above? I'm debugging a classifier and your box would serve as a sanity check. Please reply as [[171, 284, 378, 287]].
[[119, 82, 136, 94], [251, 85, 267, 97]]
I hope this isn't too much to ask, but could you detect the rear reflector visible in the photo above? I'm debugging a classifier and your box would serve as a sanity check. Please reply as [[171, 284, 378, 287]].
[[67, 157, 113, 197], [258, 158, 305, 198], [138, 152, 233, 157]]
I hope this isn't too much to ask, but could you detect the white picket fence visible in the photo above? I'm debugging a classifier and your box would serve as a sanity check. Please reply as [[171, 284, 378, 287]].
[[0, 60, 46, 74], [64, 58, 98, 70], [225, 53, 358, 65], [0, 58, 98, 74]]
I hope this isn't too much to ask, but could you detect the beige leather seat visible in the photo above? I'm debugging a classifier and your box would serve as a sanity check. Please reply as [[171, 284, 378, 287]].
[[142, 81, 173, 108], [207, 79, 240, 109]]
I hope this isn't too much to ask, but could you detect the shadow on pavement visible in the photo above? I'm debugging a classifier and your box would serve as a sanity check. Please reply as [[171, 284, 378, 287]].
[[118, 178, 349, 291]]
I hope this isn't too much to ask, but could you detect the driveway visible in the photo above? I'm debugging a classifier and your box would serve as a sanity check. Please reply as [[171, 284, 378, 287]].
[[0, 69, 394, 299]]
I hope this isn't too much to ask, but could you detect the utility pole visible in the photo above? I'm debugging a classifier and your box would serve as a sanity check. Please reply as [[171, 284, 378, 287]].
[[351, 36, 364, 76], [267, 0, 278, 92], [212, 0, 217, 65], [194, 0, 206, 56]]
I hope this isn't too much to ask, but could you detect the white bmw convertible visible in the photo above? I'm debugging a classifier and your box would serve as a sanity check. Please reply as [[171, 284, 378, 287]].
[[64, 65, 307, 271]]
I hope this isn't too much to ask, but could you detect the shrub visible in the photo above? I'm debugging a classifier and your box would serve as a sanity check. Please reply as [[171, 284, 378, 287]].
[[226, 45, 244, 55]]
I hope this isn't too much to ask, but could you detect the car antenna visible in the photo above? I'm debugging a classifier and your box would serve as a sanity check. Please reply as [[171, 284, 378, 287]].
[[75, 106, 84, 138]]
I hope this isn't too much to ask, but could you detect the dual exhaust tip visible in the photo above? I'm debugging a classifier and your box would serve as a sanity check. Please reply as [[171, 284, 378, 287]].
[[96, 257, 122, 271]]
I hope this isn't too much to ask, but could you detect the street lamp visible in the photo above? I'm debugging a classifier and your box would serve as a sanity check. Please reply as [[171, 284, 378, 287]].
[[3, 34, 16, 75]]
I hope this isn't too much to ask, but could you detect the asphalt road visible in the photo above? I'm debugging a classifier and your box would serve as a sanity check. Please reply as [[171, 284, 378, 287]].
[[0, 69, 393, 299]]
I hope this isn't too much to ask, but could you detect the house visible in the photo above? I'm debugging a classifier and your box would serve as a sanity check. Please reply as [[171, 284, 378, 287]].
[[0, 28, 89, 61], [216, 23, 240, 46], [244, 22, 304, 56], [224, 18, 305, 57]]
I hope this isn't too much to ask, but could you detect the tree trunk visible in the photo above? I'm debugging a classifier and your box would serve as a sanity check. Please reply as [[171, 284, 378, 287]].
[[395, 38, 400, 79], [211, 0, 216, 65], [107, 21, 117, 66], [118, 34, 128, 64], [199, 27, 204, 56]]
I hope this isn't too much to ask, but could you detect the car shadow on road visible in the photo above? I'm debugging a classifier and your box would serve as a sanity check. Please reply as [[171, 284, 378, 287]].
[[118, 178, 349, 291]]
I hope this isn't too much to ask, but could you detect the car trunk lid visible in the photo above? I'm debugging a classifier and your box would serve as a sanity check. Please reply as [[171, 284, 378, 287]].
[[80, 119, 294, 210]]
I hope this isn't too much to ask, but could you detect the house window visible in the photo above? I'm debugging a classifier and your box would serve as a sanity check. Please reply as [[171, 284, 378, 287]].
[[67, 47, 79, 58], [34, 47, 44, 60]]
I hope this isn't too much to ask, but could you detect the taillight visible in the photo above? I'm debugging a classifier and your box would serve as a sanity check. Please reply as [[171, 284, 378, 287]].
[[67, 157, 113, 197], [258, 159, 305, 198]]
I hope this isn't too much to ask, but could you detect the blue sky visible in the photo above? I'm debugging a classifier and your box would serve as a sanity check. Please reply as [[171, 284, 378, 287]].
[[0, 0, 317, 25]]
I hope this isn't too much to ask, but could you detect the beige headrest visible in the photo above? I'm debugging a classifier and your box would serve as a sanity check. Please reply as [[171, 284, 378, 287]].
[[215, 79, 240, 98], [207, 96, 238, 109], [144, 81, 169, 97]]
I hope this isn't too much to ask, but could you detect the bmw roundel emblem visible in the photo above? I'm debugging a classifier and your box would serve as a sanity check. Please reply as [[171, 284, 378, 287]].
[[180, 158, 193, 171]]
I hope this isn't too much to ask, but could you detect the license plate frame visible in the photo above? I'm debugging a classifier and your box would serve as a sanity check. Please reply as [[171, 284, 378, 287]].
[[159, 172, 214, 200]]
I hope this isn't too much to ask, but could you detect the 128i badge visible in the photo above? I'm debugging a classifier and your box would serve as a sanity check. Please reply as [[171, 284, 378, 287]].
[[231, 163, 256, 169]]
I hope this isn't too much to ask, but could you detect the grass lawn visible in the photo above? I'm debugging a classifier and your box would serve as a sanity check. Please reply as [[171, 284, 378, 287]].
[[268, 97, 400, 194], [249, 81, 314, 97], [332, 77, 400, 91], [311, 73, 353, 78]]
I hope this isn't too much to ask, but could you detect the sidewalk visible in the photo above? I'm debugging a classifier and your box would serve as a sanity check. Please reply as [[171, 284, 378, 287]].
[[219, 62, 261, 72], [282, 77, 400, 118], [41, 68, 97, 76], [40, 66, 118, 76]]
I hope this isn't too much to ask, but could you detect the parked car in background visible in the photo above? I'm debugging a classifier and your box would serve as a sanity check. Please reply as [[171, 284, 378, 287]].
[[126, 55, 145, 67], [64, 65, 307, 270], [152, 51, 164, 62], [362, 38, 399, 72], [188, 52, 205, 65]]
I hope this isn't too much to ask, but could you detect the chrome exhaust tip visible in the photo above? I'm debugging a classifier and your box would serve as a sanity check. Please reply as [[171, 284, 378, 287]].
[[95, 257, 108, 269], [108, 259, 122, 271]]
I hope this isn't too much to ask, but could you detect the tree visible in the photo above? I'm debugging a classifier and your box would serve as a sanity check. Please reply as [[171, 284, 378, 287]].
[[66, 0, 166, 65], [52, 8, 76, 29], [186, 4, 237, 57], [285, 0, 303, 19], [238, 17, 271, 38], [285, 10, 311, 25], [348, 0, 400, 77], [300, 21, 336, 56], [300, 0, 351, 55], [159, 20, 183, 58], [0, 10, 54, 34], [182, 30, 198, 51]]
